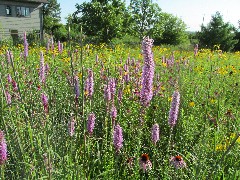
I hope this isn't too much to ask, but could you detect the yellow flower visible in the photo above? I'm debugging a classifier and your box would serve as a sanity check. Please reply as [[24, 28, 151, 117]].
[[189, 101, 195, 107], [124, 85, 131, 94], [215, 143, 226, 151], [168, 97, 172, 102]]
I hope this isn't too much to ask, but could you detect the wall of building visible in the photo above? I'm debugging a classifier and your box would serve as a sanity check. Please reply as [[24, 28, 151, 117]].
[[0, 0, 43, 40]]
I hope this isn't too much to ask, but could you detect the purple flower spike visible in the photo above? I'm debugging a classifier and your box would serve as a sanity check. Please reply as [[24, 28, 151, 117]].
[[151, 123, 159, 145], [140, 37, 155, 107], [41, 93, 48, 114], [68, 117, 75, 137], [84, 69, 94, 99], [23, 32, 28, 58], [0, 131, 7, 165], [87, 113, 96, 135], [40, 51, 45, 84], [168, 91, 180, 128], [113, 124, 123, 152], [74, 75, 80, 100]]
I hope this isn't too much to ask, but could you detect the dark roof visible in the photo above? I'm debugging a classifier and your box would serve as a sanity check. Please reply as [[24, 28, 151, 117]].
[[10, 0, 49, 3]]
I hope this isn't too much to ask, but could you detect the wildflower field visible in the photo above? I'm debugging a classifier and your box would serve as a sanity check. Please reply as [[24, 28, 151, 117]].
[[0, 36, 239, 179]]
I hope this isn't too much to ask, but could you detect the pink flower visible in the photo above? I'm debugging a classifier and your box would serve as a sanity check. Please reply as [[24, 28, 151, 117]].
[[139, 154, 152, 172], [0, 131, 7, 165], [87, 113, 96, 135], [113, 124, 123, 152], [170, 155, 186, 169], [168, 91, 180, 128]]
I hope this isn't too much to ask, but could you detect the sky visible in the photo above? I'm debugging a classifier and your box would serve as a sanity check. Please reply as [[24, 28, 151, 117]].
[[58, 0, 240, 31]]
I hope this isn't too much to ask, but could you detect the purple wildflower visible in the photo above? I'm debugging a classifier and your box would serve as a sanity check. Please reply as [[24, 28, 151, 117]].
[[104, 84, 111, 102], [117, 88, 123, 104], [151, 123, 159, 145], [68, 117, 75, 137], [170, 155, 186, 169], [84, 69, 94, 98], [40, 51, 45, 84], [5, 91, 11, 105], [168, 91, 180, 128], [113, 124, 123, 152], [109, 78, 116, 99], [41, 93, 48, 114], [87, 113, 96, 135], [139, 154, 152, 173], [23, 32, 28, 58], [7, 74, 12, 83], [0, 131, 7, 165], [140, 37, 155, 107], [194, 44, 198, 56], [12, 80, 18, 92], [74, 75, 80, 100], [110, 105, 117, 127]]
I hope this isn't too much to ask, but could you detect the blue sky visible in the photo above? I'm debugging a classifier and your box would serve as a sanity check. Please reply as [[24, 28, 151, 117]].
[[58, 0, 240, 31]]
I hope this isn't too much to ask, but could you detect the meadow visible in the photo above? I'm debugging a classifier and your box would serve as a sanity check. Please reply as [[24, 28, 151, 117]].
[[0, 36, 239, 179]]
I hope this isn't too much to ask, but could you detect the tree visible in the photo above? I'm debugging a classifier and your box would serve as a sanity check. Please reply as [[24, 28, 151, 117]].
[[152, 12, 188, 45], [73, 0, 126, 43], [233, 20, 240, 51], [129, 0, 161, 39], [43, 0, 62, 36], [198, 12, 238, 51]]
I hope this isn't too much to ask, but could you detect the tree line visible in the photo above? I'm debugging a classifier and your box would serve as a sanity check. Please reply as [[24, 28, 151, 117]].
[[43, 0, 240, 51]]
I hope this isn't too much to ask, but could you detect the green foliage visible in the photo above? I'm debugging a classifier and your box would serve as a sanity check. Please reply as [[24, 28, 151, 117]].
[[153, 12, 189, 45], [129, 0, 161, 39], [73, 0, 126, 43], [43, 0, 62, 35], [198, 12, 238, 51], [233, 20, 240, 51]]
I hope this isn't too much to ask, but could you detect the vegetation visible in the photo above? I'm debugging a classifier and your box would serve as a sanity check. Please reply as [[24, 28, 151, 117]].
[[0, 34, 239, 179], [197, 12, 238, 51]]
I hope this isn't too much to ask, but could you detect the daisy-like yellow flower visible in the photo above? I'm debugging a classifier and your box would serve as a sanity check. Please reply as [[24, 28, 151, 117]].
[[189, 101, 195, 107]]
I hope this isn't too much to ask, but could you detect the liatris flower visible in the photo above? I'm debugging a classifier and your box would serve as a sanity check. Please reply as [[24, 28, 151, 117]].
[[168, 91, 180, 128], [170, 155, 186, 169], [5, 91, 11, 105], [0, 131, 7, 165], [113, 124, 123, 152], [84, 69, 94, 99], [39, 51, 45, 84], [41, 93, 48, 114], [194, 44, 198, 56], [12, 80, 18, 92], [110, 105, 117, 127], [51, 36, 54, 51], [23, 32, 28, 58], [117, 88, 123, 104], [123, 64, 130, 83], [104, 84, 111, 102], [74, 75, 80, 100], [87, 113, 96, 135], [7, 74, 12, 83], [68, 116, 75, 137], [151, 123, 159, 145], [58, 41, 61, 52], [139, 154, 152, 173], [95, 54, 99, 64], [6, 50, 11, 64], [140, 37, 155, 107], [109, 78, 116, 100]]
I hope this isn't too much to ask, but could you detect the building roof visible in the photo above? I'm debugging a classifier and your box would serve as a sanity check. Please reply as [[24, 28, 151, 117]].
[[9, 0, 49, 3]]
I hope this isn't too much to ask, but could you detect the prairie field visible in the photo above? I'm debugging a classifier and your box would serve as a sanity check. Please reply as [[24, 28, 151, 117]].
[[0, 39, 239, 179]]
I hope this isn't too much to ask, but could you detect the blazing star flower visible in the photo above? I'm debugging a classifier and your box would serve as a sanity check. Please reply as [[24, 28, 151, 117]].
[[139, 154, 152, 173], [41, 93, 48, 114], [7, 74, 12, 83], [0, 131, 7, 165], [5, 91, 11, 105], [68, 117, 75, 137], [140, 37, 155, 107], [168, 91, 180, 128], [40, 51, 45, 84], [23, 31, 28, 58], [170, 155, 186, 169], [74, 75, 80, 100], [84, 69, 94, 98], [113, 124, 123, 152], [87, 113, 96, 135], [151, 123, 159, 145]]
